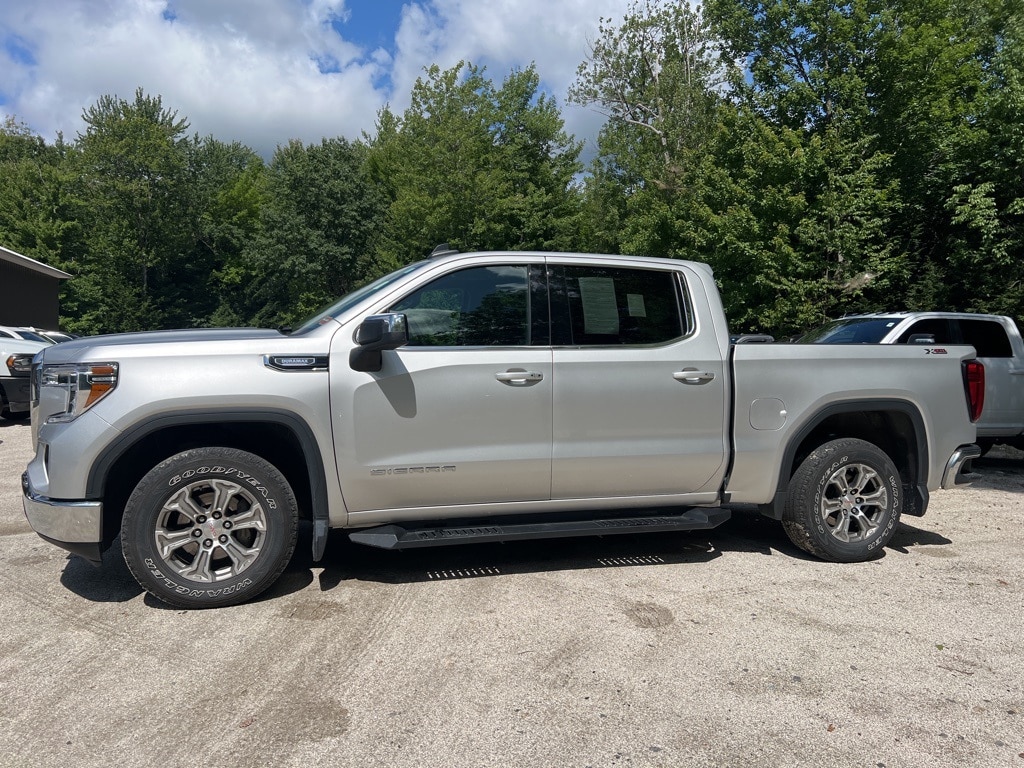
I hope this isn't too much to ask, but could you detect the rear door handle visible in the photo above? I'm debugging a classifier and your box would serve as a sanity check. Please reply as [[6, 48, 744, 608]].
[[495, 370, 544, 384], [673, 369, 715, 384]]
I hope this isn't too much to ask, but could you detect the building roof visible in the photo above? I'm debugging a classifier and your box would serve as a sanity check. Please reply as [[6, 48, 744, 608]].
[[0, 245, 71, 279]]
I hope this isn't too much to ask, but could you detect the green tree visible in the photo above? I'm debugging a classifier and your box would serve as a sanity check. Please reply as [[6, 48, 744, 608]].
[[0, 118, 87, 323], [71, 89, 193, 332], [702, 0, 900, 331], [368, 62, 582, 272], [710, 0, 1023, 323], [237, 138, 387, 327], [932, 0, 1024, 319], [570, 0, 725, 257], [180, 138, 268, 328]]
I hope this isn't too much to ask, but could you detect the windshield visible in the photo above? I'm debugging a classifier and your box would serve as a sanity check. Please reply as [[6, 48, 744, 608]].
[[796, 318, 900, 344], [289, 261, 429, 335], [15, 329, 53, 344]]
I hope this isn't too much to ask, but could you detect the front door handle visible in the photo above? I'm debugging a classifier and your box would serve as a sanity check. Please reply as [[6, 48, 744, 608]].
[[496, 370, 544, 384], [673, 369, 716, 384]]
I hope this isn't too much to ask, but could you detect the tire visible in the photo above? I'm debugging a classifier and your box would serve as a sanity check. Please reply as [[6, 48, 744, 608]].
[[782, 438, 902, 563], [121, 447, 298, 608]]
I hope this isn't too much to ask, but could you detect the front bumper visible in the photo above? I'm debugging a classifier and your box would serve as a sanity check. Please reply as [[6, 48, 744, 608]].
[[1, 375, 31, 413], [940, 444, 982, 489], [22, 472, 104, 566]]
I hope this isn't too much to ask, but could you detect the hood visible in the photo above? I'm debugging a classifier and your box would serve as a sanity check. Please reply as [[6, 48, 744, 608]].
[[1, 337, 49, 355], [35, 327, 287, 363]]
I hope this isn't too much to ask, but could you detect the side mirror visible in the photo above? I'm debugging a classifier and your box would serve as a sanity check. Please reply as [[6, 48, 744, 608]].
[[907, 334, 936, 344], [350, 313, 408, 372]]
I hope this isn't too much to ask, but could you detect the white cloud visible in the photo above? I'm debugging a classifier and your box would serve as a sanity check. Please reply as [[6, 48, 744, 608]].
[[0, 0, 630, 157], [387, 0, 629, 156]]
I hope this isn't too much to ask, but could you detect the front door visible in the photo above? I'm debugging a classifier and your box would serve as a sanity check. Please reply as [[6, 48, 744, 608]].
[[331, 261, 553, 513]]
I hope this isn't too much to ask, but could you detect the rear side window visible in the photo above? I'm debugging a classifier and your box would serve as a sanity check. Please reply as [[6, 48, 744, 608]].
[[957, 319, 1013, 357], [550, 265, 686, 346]]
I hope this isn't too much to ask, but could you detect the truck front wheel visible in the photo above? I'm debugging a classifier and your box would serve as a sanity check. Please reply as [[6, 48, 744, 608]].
[[782, 438, 902, 562], [121, 447, 298, 608]]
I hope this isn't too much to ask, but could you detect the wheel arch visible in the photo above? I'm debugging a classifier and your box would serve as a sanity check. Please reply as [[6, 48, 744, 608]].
[[88, 409, 329, 550], [759, 399, 929, 520]]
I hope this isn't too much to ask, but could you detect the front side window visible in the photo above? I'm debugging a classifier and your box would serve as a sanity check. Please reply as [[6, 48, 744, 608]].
[[550, 265, 686, 346], [896, 319, 955, 344], [391, 265, 536, 346]]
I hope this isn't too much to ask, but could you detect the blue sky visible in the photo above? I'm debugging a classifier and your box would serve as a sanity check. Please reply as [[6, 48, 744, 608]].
[[0, 0, 633, 158]]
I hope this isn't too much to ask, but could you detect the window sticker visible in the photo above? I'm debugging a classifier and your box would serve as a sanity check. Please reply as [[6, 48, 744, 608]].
[[578, 277, 619, 334], [627, 293, 647, 318]]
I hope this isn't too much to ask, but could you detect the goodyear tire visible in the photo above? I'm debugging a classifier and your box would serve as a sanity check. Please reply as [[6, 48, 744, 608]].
[[782, 438, 902, 562], [121, 448, 298, 608]]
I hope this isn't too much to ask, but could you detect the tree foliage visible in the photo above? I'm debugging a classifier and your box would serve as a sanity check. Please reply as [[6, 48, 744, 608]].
[[236, 138, 386, 327], [1, 2, 1021, 337], [573, 0, 1022, 333], [368, 62, 582, 272]]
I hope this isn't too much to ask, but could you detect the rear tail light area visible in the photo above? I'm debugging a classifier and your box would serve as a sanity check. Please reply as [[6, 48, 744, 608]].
[[963, 360, 985, 423]]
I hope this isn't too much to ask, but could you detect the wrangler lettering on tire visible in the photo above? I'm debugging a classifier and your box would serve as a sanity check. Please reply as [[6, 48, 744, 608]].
[[782, 438, 902, 562], [121, 448, 298, 608]]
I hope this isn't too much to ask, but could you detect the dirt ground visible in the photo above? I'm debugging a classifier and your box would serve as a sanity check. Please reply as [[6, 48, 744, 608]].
[[1, 418, 1022, 768]]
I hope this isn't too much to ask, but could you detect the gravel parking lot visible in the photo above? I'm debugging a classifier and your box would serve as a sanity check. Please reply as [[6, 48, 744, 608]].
[[1, 419, 1022, 768]]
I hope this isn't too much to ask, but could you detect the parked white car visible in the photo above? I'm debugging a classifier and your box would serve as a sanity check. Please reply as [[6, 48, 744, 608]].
[[0, 325, 54, 344], [1, 336, 46, 420]]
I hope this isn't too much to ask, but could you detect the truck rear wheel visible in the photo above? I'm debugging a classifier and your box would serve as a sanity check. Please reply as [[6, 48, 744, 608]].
[[121, 447, 298, 608], [782, 438, 902, 562]]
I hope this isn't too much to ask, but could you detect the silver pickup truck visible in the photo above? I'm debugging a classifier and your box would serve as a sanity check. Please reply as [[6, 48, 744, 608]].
[[22, 251, 983, 608]]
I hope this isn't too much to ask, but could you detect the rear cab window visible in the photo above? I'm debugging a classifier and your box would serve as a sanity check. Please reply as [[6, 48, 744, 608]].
[[548, 264, 690, 346], [956, 319, 1013, 357]]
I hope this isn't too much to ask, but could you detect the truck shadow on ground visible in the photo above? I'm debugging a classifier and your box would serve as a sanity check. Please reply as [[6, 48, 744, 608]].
[[56, 508, 958, 606], [59, 541, 144, 604], [281, 508, 955, 598]]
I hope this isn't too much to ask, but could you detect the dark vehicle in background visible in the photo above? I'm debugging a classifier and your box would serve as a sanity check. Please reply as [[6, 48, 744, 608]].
[[797, 312, 1024, 452]]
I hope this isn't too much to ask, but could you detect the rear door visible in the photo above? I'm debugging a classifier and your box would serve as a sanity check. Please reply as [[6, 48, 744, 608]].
[[548, 261, 728, 500]]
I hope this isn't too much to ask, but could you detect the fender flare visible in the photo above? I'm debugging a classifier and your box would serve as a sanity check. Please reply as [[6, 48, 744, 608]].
[[759, 399, 930, 520], [86, 408, 332, 560]]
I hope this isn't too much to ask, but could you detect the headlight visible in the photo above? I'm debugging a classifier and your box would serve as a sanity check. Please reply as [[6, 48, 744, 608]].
[[39, 363, 119, 423], [5, 354, 35, 375]]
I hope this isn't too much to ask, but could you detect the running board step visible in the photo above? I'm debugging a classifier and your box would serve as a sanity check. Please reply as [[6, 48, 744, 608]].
[[348, 508, 731, 550]]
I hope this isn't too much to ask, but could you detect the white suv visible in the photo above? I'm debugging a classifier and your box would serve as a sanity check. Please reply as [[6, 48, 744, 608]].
[[1, 337, 46, 420]]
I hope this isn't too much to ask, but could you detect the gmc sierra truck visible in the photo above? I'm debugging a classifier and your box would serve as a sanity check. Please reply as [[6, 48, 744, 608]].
[[22, 251, 984, 608]]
